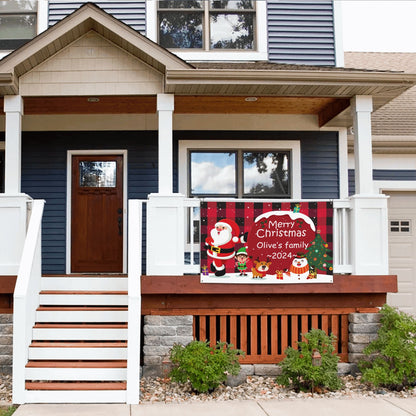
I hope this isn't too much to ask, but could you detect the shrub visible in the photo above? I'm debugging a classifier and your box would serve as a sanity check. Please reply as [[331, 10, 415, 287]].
[[277, 328, 342, 392], [359, 304, 416, 390], [169, 340, 245, 393]]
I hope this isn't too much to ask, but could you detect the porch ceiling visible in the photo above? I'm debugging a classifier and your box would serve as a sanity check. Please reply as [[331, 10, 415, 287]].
[[0, 95, 349, 126]]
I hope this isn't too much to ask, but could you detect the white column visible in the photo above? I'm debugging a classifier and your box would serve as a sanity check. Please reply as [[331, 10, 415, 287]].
[[4, 95, 24, 195], [157, 94, 174, 194], [351, 95, 373, 195], [350, 95, 389, 275]]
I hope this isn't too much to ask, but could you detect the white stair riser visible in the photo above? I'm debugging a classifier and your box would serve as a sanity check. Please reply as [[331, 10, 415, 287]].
[[39, 294, 128, 306], [33, 328, 127, 340], [36, 310, 128, 322], [24, 390, 127, 404], [41, 278, 128, 291], [28, 348, 127, 360], [25, 367, 127, 381]]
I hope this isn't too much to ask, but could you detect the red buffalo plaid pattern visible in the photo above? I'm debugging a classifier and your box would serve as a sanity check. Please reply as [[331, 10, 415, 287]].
[[200, 201, 333, 275]]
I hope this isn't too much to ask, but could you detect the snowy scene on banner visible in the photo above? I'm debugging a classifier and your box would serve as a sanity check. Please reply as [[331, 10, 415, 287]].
[[200, 201, 333, 284]]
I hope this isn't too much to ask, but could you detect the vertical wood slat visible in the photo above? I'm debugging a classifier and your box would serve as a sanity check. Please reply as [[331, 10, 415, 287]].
[[281, 315, 288, 353], [261, 315, 268, 356], [331, 314, 339, 353], [271, 315, 278, 356], [301, 315, 308, 342], [251, 316, 258, 356], [220, 315, 227, 343], [311, 314, 319, 330], [199, 316, 207, 342], [230, 315, 237, 348], [209, 316, 217, 347], [321, 315, 329, 334], [240, 316, 247, 354], [341, 314, 349, 354], [291, 315, 298, 349]]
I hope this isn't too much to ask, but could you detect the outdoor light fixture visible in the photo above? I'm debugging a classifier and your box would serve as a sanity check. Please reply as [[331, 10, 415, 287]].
[[312, 349, 322, 367], [244, 97, 258, 102], [87, 97, 100, 102]]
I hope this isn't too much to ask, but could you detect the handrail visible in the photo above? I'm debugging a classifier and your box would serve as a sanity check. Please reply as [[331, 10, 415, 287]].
[[12, 199, 45, 404], [126, 200, 144, 404]]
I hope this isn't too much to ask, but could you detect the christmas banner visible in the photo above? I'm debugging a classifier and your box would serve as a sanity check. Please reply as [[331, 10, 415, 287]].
[[200, 201, 333, 284]]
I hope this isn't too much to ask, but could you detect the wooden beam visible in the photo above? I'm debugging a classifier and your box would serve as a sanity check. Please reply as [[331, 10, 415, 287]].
[[141, 274, 397, 295], [318, 98, 350, 127], [0, 276, 16, 293]]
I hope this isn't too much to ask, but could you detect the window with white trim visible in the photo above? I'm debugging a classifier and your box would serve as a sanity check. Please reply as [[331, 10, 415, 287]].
[[190, 150, 290, 198], [148, 1, 267, 61], [0, 0, 38, 50], [158, 0, 255, 50], [179, 140, 302, 199]]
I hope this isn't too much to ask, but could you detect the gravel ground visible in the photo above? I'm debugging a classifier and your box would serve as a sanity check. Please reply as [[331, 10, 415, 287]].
[[1, 374, 416, 405], [140, 375, 416, 403]]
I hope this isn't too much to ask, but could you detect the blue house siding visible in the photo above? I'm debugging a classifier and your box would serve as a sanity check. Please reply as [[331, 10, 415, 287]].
[[267, 0, 336, 66], [21, 131, 158, 274], [48, 1, 146, 33], [21, 130, 338, 274], [348, 169, 416, 195]]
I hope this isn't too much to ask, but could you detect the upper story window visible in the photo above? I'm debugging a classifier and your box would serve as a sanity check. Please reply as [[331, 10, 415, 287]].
[[149, 1, 267, 61], [158, 0, 255, 51], [0, 0, 38, 50]]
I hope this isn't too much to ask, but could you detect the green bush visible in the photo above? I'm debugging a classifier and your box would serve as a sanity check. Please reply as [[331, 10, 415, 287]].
[[169, 340, 244, 393], [359, 304, 416, 390], [277, 328, 342, 392]]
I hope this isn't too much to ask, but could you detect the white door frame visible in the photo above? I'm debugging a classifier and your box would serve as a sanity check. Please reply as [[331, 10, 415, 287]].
[[66, 149, 128, 274]]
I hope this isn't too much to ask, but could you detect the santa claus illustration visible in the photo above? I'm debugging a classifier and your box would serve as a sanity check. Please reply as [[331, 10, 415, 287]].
[[205, 219, 242, 277]]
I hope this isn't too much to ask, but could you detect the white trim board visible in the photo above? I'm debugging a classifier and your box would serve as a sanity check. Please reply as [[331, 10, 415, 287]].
[[178, 140, 301, 199], [375, 181, 416, 194], [66, 150, 128, 274]]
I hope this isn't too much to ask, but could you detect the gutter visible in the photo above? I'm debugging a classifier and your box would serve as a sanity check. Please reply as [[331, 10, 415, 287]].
[[166, 69, 416, 87]]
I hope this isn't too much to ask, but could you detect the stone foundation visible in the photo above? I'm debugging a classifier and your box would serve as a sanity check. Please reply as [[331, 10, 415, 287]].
[[348, 312, 380, 368], [142, 315, 193, 377], [0, 314, 12, 375]]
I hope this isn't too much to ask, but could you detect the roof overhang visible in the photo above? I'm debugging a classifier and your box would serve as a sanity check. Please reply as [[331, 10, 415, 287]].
[[0, 3, 416, 127]]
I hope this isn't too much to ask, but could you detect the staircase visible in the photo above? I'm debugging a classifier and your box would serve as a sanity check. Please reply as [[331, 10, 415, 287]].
[[24, 275, 129, 403]]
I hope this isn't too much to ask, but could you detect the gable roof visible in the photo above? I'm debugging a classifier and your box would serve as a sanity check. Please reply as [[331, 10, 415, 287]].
[[0, 2, 191, 95]]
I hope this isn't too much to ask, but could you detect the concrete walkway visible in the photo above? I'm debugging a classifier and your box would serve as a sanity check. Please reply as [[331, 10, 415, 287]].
[[12, 398, 416, 416]]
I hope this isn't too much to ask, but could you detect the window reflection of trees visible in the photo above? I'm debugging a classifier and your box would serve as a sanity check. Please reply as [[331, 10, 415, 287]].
[[158, 0, 254, 50], [79, 162, 116, 188], [243, 152, 289, 196]]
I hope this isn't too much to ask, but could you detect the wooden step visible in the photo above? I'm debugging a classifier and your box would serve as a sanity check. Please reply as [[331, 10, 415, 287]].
[[35, 308, 128, 323], [25, 366, 127, 381], [30, 341, 127, 348], [33, 323, 127, 329], [28, 346, 127, 360], [39, 292, 128, 306], [25, 381, 127, 391], [41, 277, 128, 292], [26, 360, 127, 368], [24, 390, 127, 403], [32, 327, 128, 341]]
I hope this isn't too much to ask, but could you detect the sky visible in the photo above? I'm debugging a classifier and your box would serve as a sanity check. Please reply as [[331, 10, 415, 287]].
[[341, 0, 416, 52]]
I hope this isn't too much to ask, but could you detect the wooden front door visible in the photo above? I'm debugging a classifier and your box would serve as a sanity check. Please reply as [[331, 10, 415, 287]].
[[71, 155, 124, 273]]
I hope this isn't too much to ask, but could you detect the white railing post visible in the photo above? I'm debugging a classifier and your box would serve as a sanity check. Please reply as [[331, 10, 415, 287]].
[[127, 200, 142, 404], [350, 194, 389, 275], [12, 199, 45, 404], [333, 200, 353, 274], [146, 193, 186, 275]]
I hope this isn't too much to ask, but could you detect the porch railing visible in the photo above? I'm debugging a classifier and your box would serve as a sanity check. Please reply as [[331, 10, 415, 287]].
[[12, 199, 45, 404]]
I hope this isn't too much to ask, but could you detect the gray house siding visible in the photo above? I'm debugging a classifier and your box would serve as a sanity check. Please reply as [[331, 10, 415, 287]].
[[267, 0, 336, 66], [48, 0, 146, 33]]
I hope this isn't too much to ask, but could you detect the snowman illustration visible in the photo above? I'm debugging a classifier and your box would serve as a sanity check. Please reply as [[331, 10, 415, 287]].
[[288, 254, 310, 279]]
